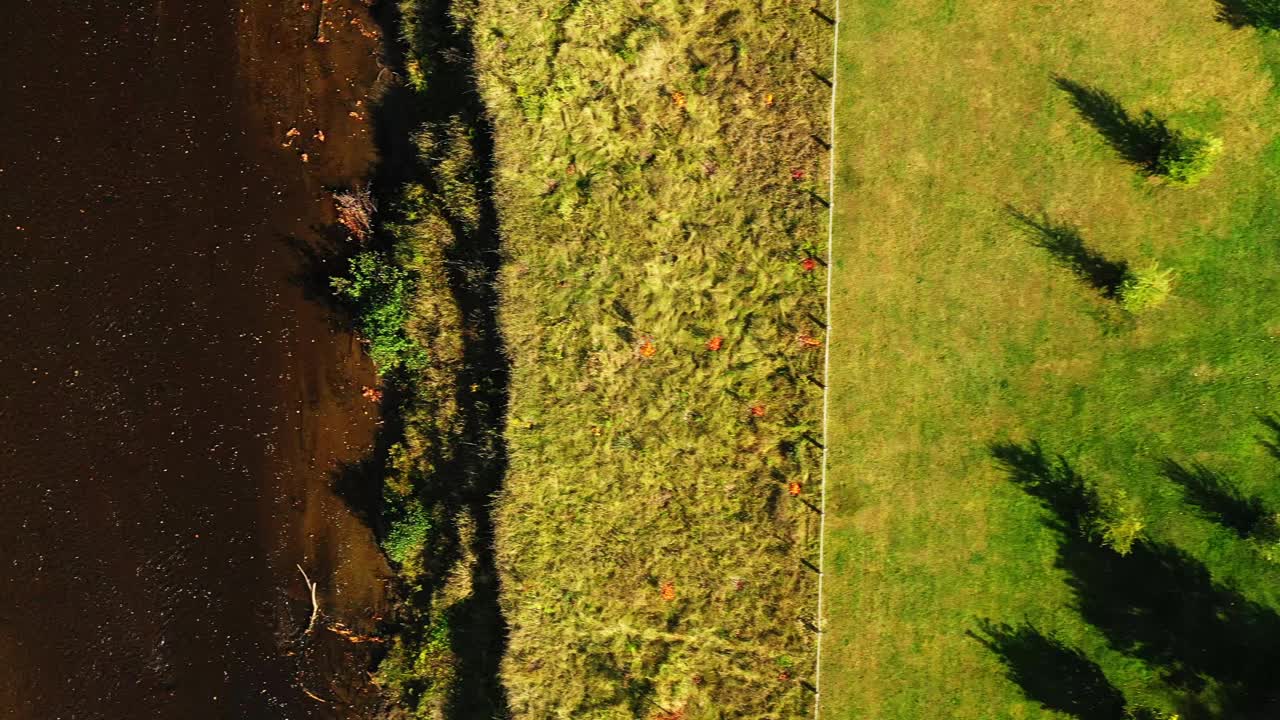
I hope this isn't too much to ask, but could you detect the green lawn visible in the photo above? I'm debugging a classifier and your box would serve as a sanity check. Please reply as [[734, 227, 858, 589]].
[[821, 1, 1280, 718]]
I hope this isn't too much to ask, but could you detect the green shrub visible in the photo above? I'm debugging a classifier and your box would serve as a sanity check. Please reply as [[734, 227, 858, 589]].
[[1091, 487, 1145, 556], [1118, 262, 1175, 314], [1155, 131, 1222, 185], [331, 251, 426, 372], [1251, 513, 1280, 563], [383, 498, 431, 568], [375, 615, 457, 716]]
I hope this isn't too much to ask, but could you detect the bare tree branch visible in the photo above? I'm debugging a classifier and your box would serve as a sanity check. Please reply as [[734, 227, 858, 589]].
[[301, 687, 330, 704], [296, 564, 320, 635]]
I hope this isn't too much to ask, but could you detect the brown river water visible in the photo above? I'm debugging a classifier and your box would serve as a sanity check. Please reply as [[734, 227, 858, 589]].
[[0, 1, 394, 717]]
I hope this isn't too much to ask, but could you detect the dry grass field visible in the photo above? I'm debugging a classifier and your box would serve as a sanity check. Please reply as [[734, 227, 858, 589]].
[[473, 0, 833, 716]]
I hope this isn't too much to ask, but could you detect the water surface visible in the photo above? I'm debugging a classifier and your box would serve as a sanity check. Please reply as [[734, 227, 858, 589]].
[[0, 1, 390, 716]]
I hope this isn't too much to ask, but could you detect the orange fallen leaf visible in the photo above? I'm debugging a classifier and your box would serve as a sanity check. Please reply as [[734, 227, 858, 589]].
[[798, 333, 822, 348], [660, 581, 676, 601]]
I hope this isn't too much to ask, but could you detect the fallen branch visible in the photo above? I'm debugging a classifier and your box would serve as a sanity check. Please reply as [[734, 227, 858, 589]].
[[329, 621, 385, 644], [301, 687, 330, 704], [297, 564, 320, 635], [313, 0, 328, 43]]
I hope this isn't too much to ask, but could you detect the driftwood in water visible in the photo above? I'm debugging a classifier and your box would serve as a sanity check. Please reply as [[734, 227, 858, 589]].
[[296, 564, 320, 635]]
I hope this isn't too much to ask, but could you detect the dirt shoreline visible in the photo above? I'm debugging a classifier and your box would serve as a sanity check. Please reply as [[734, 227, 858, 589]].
[[0, 0, 392, 716]]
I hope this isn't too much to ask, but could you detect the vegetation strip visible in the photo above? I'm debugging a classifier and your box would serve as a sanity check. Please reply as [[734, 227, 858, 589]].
[[331, 0, 510, 716]]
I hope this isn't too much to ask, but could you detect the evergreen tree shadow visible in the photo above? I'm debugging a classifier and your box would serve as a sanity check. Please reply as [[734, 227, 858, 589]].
[[991, 441, 1280, 716], [1215, 0, 1280, 29], [968, 620, 1128, 720], [1257, 413, 1280, 462], [1064, 536, 1280, 707], [990, 440, 1102, 533], [1052, 77, 1172, 173], [1006, 206, 1129, 298], [1160, 459, 1267, 538]]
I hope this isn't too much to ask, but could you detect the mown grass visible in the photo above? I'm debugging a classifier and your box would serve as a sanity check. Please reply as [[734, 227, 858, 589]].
[[822, 1, 1280, 718], [467, 0, 833, 716]]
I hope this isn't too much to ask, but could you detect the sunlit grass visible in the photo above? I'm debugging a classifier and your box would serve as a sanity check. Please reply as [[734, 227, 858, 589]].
[[471, 0, 832, 715], [822, 1, 1280, 718]]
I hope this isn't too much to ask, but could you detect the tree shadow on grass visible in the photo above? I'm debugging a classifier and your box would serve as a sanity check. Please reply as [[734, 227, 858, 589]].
[[1064, 536, 1280, 703], [990, 441, 1280, 716], [991, 441, 1101, 534], [1257, 413, 1280, 462], [1215, 0, 1280, 29], [1160, 459, 1267, 538], [1052, 76, 1172, 173], [968, 620, 1128, 720], [1006, 206, 1129, 298]]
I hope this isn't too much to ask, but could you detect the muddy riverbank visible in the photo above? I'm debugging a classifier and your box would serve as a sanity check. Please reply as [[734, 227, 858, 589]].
[[0, 0, 392, 717]]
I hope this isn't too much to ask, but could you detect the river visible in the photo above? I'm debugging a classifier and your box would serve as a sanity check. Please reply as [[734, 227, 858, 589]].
[[0, 0, 392, 717]]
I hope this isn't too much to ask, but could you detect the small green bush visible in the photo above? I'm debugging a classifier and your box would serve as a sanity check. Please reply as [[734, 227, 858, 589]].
[[375, 615, 457, 715], [1155, 131, 1222, 185], [1119, 263, 1175, 314], [331, 250, 426, 372], [1092, 487, 1145, 556], [1251, 513, 1280, 563], [383, 498, 431, 568]]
